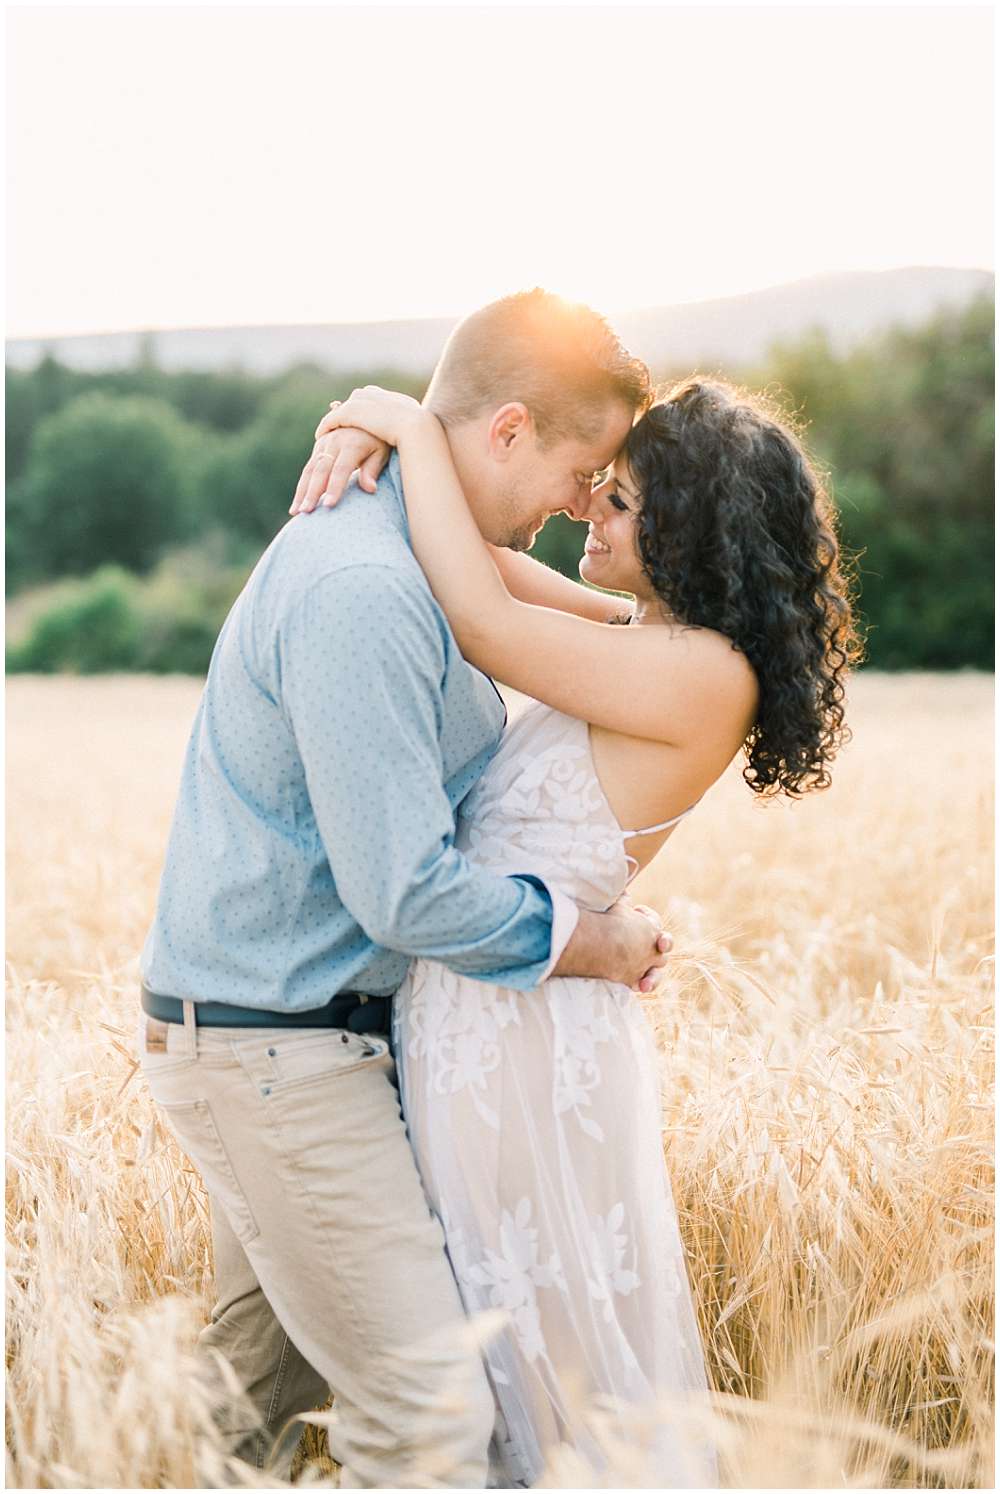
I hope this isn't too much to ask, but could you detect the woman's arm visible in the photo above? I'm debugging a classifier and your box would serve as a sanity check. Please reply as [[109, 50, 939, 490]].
[[318, 390, 754, 747], [289, 413, 631, 624], [487, 547, 634, 624]]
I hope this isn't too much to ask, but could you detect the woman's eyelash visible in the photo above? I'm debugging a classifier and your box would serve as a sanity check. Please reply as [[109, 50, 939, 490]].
[[608, 493, 629, 512]]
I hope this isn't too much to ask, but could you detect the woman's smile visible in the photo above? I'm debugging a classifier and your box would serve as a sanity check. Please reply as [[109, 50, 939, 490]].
[[584, 530, 611, 556]]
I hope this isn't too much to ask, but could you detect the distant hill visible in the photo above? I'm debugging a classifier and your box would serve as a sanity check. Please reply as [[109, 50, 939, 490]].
[[6, 266, 992, 378]]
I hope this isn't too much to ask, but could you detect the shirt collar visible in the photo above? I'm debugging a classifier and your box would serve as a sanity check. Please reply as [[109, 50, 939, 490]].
[[384, 450, 411, 544]]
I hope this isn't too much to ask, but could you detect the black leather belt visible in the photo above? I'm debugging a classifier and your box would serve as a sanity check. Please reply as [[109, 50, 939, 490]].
[[141, 984, 391, 1034]]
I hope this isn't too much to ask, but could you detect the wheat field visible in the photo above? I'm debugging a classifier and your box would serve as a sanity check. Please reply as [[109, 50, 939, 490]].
[[6, 672, 994, 1489]]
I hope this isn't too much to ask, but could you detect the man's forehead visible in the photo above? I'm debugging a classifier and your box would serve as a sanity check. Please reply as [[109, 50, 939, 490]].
[[579, 406, 633, 467], [587, 435, 629, 471]]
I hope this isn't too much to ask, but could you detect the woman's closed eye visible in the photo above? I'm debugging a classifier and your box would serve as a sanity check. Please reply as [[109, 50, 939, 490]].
[[608, 492, 630, 512]]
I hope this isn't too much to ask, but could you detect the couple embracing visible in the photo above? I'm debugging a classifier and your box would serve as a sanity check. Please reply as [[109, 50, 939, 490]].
[[139, 290, 857, 1488]]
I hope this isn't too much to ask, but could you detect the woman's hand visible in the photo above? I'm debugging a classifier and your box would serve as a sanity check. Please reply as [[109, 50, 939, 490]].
[[318, 387, 427, 449], [290, 421, 390, 516], [289, 388, 428, 515]]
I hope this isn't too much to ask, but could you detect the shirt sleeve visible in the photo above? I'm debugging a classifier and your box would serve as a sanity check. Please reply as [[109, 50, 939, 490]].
[[279, 563, 579, 988]]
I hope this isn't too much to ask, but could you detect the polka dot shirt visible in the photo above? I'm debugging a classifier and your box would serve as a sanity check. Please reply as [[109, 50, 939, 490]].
[[140, 454, 569, 1011]]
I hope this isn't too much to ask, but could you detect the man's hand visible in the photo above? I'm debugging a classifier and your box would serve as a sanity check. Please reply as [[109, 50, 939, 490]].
[[553, 899, 672, 993], [290, 415, 390, 516]]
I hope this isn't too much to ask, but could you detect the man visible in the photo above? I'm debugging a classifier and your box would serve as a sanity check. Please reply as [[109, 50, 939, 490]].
[[139, 290, 670, 1488]]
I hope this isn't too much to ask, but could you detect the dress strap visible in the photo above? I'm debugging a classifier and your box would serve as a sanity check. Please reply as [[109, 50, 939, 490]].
[[620, 799, 700, 839]]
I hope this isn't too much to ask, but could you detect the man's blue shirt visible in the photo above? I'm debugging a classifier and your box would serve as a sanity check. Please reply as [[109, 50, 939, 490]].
[[141, 454, 575, 1010]]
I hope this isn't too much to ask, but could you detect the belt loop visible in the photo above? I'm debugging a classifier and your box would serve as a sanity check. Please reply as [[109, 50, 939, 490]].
[[182, 999, 198, 1056]]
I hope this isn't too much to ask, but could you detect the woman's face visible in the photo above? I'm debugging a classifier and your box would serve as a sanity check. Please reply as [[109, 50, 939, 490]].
[[577, 457, 649, 597]]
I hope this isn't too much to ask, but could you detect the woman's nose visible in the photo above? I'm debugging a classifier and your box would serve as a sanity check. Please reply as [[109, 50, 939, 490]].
[[579, 476, 614, 524]]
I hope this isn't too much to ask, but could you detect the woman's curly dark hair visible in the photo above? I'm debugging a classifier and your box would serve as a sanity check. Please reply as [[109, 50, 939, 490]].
[[623, 377, 863, 797]]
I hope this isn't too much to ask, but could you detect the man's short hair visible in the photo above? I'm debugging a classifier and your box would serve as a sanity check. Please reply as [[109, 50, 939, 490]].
[[425, 288, 653, 447]]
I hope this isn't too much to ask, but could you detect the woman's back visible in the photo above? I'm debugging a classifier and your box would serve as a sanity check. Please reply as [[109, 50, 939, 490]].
[[455, 698, 699, 904]]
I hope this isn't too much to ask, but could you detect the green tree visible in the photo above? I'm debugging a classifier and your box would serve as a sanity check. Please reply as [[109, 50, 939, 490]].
[[200, 372, 366, 546], [6, 301, 991, 670], [8, 567, 143, 673], [6, 356, 86, 482], [752, 296, 994, 669], [12, 392, 204, 582], [7, 541, 252, 676], [532, 513, 588, 580]]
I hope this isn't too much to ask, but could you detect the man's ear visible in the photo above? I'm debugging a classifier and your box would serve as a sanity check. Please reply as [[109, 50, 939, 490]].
[[487, 402, 532, 460]]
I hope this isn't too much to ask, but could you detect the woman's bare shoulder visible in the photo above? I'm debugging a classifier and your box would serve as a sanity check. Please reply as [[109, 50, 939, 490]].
[[650, 619, 757, 700]]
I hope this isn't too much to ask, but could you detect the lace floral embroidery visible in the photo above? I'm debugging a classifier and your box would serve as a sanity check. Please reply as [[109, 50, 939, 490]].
[[457, 1197, 567, 1363], [394, 700, 717, 1487], [404, 963, 520, 1129], [585, 1202, 641, 1320], [550, 985, 621, 1142]]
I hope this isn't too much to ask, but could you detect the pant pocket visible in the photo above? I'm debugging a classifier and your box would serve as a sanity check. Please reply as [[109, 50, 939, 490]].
[[250, 1030, 390, 1095], [157, 1096, 261, 1247]]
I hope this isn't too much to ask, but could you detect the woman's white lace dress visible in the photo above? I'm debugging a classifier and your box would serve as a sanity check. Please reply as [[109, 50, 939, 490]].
[[394, 700, 718, 1488]]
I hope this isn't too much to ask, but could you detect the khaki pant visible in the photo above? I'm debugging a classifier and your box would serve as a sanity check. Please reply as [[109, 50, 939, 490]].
[[139, 1003, 496, 1488]]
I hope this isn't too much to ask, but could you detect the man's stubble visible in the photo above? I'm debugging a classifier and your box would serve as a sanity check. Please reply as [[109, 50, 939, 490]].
[[492, 474, 547, 554]]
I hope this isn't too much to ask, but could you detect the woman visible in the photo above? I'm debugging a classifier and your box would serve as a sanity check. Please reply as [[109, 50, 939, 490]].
[[291, 378, 860, 1486]]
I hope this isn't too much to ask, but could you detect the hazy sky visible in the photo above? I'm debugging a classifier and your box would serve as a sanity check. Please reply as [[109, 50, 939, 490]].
[[6, 4, 994, 338]]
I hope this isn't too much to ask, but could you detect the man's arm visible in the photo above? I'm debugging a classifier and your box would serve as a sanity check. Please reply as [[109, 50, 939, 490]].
[[280, 563, 668, 991], [281, 561, 571, 988]]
